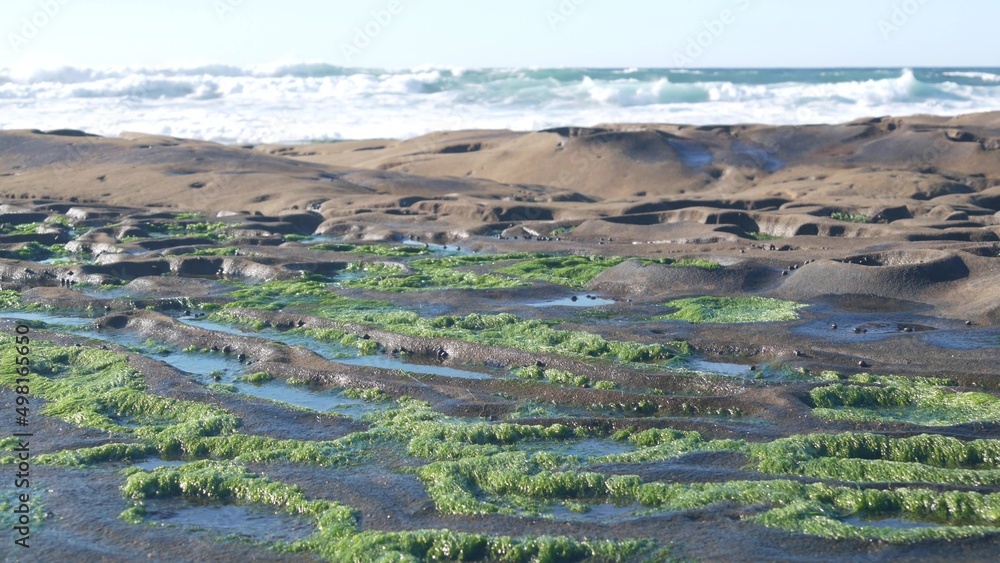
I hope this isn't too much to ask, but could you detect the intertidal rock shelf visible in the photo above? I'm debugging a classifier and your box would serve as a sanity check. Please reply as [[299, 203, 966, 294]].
[[2, 119, 1000, 561]]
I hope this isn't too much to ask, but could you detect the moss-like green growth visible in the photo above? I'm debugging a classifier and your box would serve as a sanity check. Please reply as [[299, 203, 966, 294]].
[[296, 327, 378, 355], [36, 443, 156, 467], [344, 260, 524, 292], [395, 312, 684, 364], [219, 278, 688, 364], [420, 446, 1000, 543], [658, 257, 723, 269], [0, 242, 73, 262], [310, 242, 431, 257], [496, 255, 720, 289], [0, 289, 22, 309], [146, 221, 231, 241], [599, 428, 741, 464], [0, 222, 45, 236], [121, 461, 656, 561], [750, 432, 1000, 488], [810, 374, 1000, 426], [514, 365, 616, 390], [659, 296, 806, 324], [0, 339, 238, 445], [831, 212, 871, 223], [341, 387, 389, 402], [187, 246, 241, 256], [498, 255, 626, 289], [0, 337, 370, 467], [237, 372, 275, 384], [174, 212, 204, 221], [222, 278, 388, 314]]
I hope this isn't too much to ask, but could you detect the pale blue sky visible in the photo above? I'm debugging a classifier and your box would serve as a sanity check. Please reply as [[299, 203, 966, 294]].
[[1, 0, 994, 69]]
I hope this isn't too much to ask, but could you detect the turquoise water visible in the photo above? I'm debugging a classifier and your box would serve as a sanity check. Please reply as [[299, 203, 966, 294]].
[[6, 67, 999, 143]]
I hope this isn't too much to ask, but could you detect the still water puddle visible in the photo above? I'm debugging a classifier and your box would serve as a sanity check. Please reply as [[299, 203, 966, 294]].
[[2, 311, 100, 328], [146, 501, 313, 542], [518, 438, 634, 459], [549, 502, 640, 523], [338, 355, 495, 380], [686, 360, 755, 378], [841, 516, 939, 530], [182, 317, 497, 380], [132, 457, 188, 471], [528, 295, 615, 308], [234, 381, 384, 417]]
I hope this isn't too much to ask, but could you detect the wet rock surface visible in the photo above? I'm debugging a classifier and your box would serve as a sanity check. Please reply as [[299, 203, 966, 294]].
[[3, 120, 1000, 560]]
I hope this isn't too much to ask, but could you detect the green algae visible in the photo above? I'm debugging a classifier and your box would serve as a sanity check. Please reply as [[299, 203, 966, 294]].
[[0, 337, 367, 466], [497, 255, 720, 289], [222, 278, 390, 314], [514, 365, 615, 389], [296, 327, 379, 355], [659, 296, 807, 324], [13, 331, 1000, 548], [121, 460, 657, 562], [341, 387, 390, 402], [496, 255, 626, 288], [310, 242, 432, 257], [0, 289, 23, 308], [186, 246, 242, 256], [810, 374, 1000, 426], [420, 450, 1000, 542], [0, 242, 73, 261], [831, 212, 871, 223], [152, 221, 231, 239], [340, 253, 553, 292], [344, 260, 524, 292], [237, 372, 275, 384], [370, 312, 685, 364], [0, 222, 46, 236], [218, 279, 688, 364], [36, 443, 156, 467], [769, 432, 1000, 467]]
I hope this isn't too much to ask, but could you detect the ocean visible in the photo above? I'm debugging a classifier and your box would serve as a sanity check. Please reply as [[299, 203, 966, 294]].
[[2, 65, 999, 144]]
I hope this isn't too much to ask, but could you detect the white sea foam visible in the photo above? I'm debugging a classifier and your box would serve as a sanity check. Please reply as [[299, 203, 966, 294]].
[[1, 65, 998, 144]]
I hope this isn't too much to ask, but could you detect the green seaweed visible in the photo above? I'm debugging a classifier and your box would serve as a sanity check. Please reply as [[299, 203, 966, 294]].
[[831, 212, 871, 223], [120, 461, 656, 561], [0, 242, 73, 261], [659, 296, 807, 324], [341, 387, 390, 402], [809, 374, 1000, 426], [146, 221, 232, 241], [237, 371, 275, 384], [0, 289, 23, 309], [218, 279, 688, 364], [187, 246, 241, 256], [497, 255, 627, 289], [310, 242, 431, 257], [514, 365, 616, 389], [344, 260, 524, 292]]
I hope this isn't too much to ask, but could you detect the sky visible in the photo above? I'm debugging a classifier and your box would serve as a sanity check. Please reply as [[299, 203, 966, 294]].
[[1, 0, 996, 69]]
